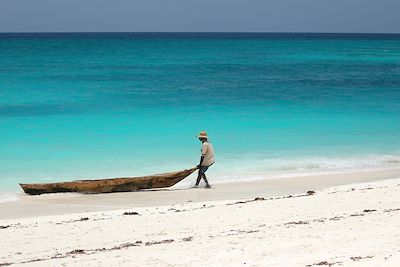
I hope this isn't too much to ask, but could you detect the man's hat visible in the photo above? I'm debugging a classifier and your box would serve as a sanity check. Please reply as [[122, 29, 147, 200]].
[[197, 131, 208, 139]]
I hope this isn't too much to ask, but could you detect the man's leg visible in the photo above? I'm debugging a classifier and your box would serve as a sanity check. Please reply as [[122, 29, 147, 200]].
[[195, 169, 203, 186], [200, 166, 211, 188], [202, 174, 211, 188]]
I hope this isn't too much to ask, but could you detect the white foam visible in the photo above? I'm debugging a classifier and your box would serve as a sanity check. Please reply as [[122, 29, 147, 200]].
[[0, 192, 19, 203], [200, 154, 400, 184]]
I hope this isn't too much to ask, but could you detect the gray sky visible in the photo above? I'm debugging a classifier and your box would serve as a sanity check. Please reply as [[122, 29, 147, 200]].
[[1, 0, 399, 33]]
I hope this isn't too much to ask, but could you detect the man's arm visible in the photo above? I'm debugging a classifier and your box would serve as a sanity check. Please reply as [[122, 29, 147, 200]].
[[197, 143, 207, 168], [197, 155, 204, 169]]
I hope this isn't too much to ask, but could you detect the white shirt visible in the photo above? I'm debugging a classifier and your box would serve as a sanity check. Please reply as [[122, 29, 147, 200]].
[[201, 141, 215, 167]]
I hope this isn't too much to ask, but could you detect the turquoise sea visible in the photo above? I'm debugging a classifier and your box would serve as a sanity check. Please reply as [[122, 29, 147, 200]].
[[1, 33, 400, 200]]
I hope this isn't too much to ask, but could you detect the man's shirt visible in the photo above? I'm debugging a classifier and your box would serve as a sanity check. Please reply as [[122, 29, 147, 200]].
[[201, 141, 215, 166]]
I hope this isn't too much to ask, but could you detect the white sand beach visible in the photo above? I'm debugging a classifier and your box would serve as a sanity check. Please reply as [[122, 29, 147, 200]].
[[1, 169, 400, 266]]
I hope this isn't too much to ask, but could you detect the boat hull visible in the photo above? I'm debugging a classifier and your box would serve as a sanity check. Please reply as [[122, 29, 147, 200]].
[[19, 167, 197, 195]]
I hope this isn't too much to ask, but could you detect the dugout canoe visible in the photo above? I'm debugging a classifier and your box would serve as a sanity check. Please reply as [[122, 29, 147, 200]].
[[19, 167, 197, 195]]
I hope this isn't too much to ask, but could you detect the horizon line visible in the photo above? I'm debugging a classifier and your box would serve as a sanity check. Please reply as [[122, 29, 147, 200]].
[[1, 31, 400, 35]]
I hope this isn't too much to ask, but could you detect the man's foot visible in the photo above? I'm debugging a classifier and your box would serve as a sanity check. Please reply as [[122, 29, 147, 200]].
[[191, 185, 199, 188], [205, 184, 212, 189]]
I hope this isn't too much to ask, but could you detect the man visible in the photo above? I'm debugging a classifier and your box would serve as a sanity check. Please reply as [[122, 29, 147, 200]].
[[194, 131, 215, 188]]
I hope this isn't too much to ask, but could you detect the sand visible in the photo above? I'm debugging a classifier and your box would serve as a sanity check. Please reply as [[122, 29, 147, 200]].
[[0, 169, 400, 266]]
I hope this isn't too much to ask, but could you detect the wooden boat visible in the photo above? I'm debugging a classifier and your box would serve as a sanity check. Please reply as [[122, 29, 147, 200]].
[[19, 167, 197, 195]]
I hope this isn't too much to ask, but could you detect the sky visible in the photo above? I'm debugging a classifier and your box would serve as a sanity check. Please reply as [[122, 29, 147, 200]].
[[0, 0, 399, 33]]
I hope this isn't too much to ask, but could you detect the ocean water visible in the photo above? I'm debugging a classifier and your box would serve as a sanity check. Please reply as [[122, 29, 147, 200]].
[[1, 33, 400, 200]]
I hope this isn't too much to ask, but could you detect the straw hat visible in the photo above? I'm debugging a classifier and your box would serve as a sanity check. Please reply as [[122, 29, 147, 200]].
[[197, 131, 208, 139]]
